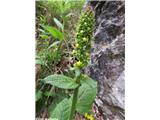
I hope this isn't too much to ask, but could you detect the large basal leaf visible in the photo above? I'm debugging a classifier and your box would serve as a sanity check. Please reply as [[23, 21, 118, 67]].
[[50, 98, 71, 120], [76, 76, 97, 115], [44, 25, 64, 40], [42, 74, 79, 89], [53, 17, 64, 30]]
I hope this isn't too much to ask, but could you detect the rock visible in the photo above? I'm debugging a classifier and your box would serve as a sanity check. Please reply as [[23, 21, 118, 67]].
[[86, 1, 125, 120]]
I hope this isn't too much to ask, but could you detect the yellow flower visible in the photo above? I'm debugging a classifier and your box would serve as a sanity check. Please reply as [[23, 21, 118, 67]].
[[84, 113, 88, 117], [76, 61, 82, 66], [84, 113, 94, 120], [75, 43, 79, 48], [74, 61, 83, 68]]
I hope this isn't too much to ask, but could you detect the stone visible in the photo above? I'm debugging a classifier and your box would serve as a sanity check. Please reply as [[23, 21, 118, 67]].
[[85, 1, 125, 120]]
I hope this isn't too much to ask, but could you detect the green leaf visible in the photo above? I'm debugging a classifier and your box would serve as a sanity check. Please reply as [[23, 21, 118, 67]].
[[81, 75, 97, 88], [53, 17, 64, 30], [36, 90, 42, 102], [48, 89, 69, 115], [76, 76, 97, 115], [50, 98, 71, 120], [51, 119, 58, 120], [36, 59, 46, 66], [42, 74, 79, 89], [44, 26, 64, 40], [44, 91, 55, 97], [40, 34, 49, 39]]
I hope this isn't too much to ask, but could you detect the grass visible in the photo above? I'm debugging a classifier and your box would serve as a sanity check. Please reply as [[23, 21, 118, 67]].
[[36, 0, 86, 118]]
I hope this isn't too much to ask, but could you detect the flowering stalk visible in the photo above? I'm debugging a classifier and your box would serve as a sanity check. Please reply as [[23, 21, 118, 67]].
[[69, 6, 95, 120]]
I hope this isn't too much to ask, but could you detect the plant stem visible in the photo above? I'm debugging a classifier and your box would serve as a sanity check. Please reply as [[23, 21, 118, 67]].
[[69, 74, 81, 120], [69, 86, 79, 120]]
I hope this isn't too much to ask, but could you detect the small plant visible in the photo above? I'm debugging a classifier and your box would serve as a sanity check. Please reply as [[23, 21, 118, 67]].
[[41, 6, 97, 120]]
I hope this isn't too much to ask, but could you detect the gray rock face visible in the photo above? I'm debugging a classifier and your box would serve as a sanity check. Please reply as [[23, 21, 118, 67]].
[[86, 1, 125, 120]]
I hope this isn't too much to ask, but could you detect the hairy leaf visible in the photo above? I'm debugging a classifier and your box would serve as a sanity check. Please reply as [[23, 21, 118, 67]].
[[50, 98, 71, 120], [81, 75, 97, 88], [76, 76, 97, 114], [42, 74, 79, 89]]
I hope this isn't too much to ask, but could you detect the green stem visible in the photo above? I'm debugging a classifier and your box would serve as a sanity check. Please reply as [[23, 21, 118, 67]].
[[69, 74, 81, 120], [69, 86, 79, 120]]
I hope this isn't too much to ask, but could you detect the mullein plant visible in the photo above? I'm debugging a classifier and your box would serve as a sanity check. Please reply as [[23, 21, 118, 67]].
[[70, 6, 95, 119], [73, 6, 95, 69], [41, 5, 97, 120]]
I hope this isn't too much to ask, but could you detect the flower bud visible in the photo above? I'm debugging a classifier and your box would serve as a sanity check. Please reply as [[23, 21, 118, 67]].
[[80, 30, 84, 34], [83, 37, 88, 42], [75, 43, 79, 48]]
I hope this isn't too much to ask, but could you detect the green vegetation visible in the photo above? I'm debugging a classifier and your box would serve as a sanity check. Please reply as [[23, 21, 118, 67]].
[[36, 1, 97, 119]]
